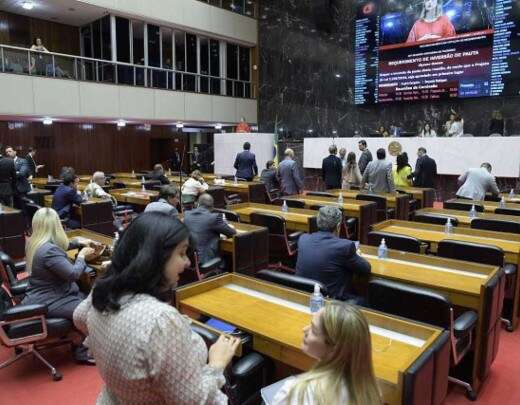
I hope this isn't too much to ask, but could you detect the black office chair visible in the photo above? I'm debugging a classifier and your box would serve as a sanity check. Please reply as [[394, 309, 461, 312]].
[[437, 239, 516, 331], [471, 218, 520, 234], [484, 194, 501, 202], [444, 202, 484, 212], [414, 213, 459, 227], [284, 199, 306, 209], [255, 269, 328, 297], [368, 279, 478, 400], [306, 191, 335, 198], [214, 208, 241, 223], [367, 231, 426, 254], [309, 204, 357, 240], [0, 252, 28, 301], [495, 208, 520, 216], [356, 194, 395, 221], [264, 184, 281, 204]]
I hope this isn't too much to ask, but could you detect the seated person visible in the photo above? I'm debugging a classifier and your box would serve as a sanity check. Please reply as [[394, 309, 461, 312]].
[[52, 170, 84, 229], [272, 302, 381, 404], [456, 162, 500, 201], [83, 171, 116, 203], [296, 206, 371, 302], [150, 163, 170, 185], [22, 207, 96, 363], [74, 212, 239, 403], [181, 170, 209, 204], [184, 193, 236, 263], [260, 160, 279, 192], [144, 184, 180, 217]]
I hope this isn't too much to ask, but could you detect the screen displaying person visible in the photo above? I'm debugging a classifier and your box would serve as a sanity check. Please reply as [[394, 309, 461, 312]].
[[406, 0, 456, 43]]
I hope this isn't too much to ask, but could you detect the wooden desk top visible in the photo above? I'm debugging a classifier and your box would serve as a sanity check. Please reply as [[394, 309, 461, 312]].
[[176, 274, 441, 392], [229, 203, 316, 226], [417, 208, 520, 226], [28, 187, 51, 194], [0, 205, 20, 214], [499, 193, 520, 204], [287, 194, 375, 212], [31, 177, 52, 187], [110, 188, 158, 205], [67, 229, 114, 245], [110, 172, 146, 179], [446, 198, 520, 213]]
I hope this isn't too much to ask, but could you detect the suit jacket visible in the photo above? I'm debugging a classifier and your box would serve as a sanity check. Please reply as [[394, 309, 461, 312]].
[[456, 168, 500, 201], [322, 155, 342, 189], [358, 149, 373, 174], [13, 157, 31, 194], [25, 154, 37, 177], [233, 150, 258, 180], [0, 156, 17, 197], [52, 184, 84, 219], [184, 207, 236, 263], [151, 172, 171, 185], [260, 168, 279, 191], [278, 158, 304, 195], [361, 159, 395, 193], [22, 242, 87, 317], [413, 155, 437, 188], [296, 231, 371, 300]]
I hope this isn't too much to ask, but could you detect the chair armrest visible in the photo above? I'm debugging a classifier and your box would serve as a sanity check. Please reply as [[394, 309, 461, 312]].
[[190, 324, 219, 346], [227, 194, 241, 200], [288, 232, 304, 242], [13, 261, 26, 274], [10, 280, 29, 296], [503, 263, 517, 276], [231, 352, 266, 379], [1, 304, 48, 322], [345, 217, 358, 228], [200, 257, 223, 272], [453, 311, 478, 338]]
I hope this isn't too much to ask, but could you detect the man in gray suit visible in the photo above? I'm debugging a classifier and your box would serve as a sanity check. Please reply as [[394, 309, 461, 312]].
[[277, 148, 304, 195], [456, 162, 500, 201], [184, 193, 236, 263], [144, 184, 179, 217], [360, 148, 395, 193], [357, 140, 373, 175]]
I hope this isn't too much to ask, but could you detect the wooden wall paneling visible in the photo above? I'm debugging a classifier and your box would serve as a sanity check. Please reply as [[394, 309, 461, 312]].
[[0, 12, 10, 45]]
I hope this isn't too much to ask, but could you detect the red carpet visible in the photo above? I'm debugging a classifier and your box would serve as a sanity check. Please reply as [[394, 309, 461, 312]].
[[0, 327, 519, 404]]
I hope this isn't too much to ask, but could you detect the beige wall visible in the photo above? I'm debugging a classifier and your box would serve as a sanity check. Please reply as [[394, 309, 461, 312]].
[[0, 74, 258, 124]]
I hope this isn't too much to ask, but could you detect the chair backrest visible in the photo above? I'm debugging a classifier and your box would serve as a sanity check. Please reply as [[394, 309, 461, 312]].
[[256, 269, 328, 296], [414, 213, 459, 227], [437, 239, 504, 266], [206, 187, 226, 209], [0, 252, 18, 286], [356, 194, 387, 210], [213, 208, 240, 223], [484, 194, 501, 202], [284, 199, 306, 209], [444, 201, 484, 212], [306, 191, 335, 198], [495, 208, 520, 217], [368, 279, 452, 329], [367, 231, 422, 253], [25, 202, 43, 225], [471, 218, 520, 234], [250, 212, 286, 235]]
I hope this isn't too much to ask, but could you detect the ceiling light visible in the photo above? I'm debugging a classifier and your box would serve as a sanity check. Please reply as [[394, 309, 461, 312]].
[[176, 122, 184, 128], [117, 120, 126, 127], [22, 2, 34, 10], [43, 117, 53, 125], [215, 123, 222, 130], [307, 129, 313, 133], [335, 73, 342, 78], [332, 130, 338, 135]]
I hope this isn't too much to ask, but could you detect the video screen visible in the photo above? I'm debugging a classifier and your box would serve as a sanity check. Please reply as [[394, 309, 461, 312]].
[[354, 0, 520, 105]]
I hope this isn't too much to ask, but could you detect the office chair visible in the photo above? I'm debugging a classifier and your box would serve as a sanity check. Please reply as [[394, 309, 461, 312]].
[[414, 213, 459, 227], [443, 202, 484, 212], [356, 194, 395, 221], [263, 184, 281, 204], [495, 208, 520, 216], [284, 199, 306, 209], [367, 231, 427, 254], [255, 269, 328, 297], [471, 218, 520, 234], [214, 208, 241, 223], [0, 253, 28, 301]]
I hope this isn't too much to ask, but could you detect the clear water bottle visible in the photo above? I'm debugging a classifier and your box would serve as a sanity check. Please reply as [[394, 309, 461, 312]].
[[445, 217, 453, 234], [112, 232, 119, 252], [141, 176, 145, 184], [132, 169, 135, 176], [310, 284, 325, 313], [469, 204, 477, 218], [510, 189, 515, 198], [233, 176, 238, 185], [499, 196, 506, 208], [378, 238, 388, 259], [141, 183, 146, 192], [337, 192, 344, 205], [47, 174, 52, 182], [368, 183, 374, 194], [0, 203, 3, 213], [281, 200, 289, 213]]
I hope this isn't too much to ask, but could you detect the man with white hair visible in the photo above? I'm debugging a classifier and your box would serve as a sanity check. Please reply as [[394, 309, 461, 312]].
[[277, 148, 304, 195], [84, 171, 114, 202], [296, 206, 371, 302]]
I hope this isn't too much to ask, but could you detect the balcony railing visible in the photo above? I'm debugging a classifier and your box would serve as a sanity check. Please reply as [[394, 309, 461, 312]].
[[0, 44, 256, 99]]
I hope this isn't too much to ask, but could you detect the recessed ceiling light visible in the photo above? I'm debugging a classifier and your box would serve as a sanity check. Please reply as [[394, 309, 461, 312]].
[[307, 129, 313, 133], [117, 120, 126, 127], [176, 122, 184, 128], [335, 73, 342, 78], [43, 117, 53, 125], [22, 2, 34, 10], [215, 123, 222, 130]]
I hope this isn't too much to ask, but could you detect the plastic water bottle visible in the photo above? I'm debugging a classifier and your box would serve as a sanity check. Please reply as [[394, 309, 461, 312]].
[[469, 204, 477, 218], [445, 217, 453, 234], [233, 176, 238, 185], [281, 200, 289, 212], [337, 192, 344, 205], [132, 169, 135, 176], [141, 176, 145, 184], [0, 203, 3, 213], [47, 174, 52, 182], [378, 238, 388, 259], [112, 232, 119, 252], [310, 284, 325, 313], [368, 183, 374, 194], [141, 183, 146, 192], [510, 189, 515, 198], [499, 196, 506, 208]]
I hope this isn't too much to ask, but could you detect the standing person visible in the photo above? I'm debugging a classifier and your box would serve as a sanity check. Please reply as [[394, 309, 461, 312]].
[[343, 152, 362, 188], [170, 148, 182, 172], [52, 171, 84, 229], [411, 147, 437, 187], [444, 112, 464, 137], [338, 148, 347, 172], [25, 147, 45, 178], [260, 160, 279, 192], [360, 148, 395, 193], [233, 142, 258, 181], [489, 110, 505, 136], [29, 37, 49, 75], [5, 146, 31, 210], [278, 148, 304, 195], [0, 146, 17, 207], [357, 140, 373, 175], [191, 146, 201, 171], [322, 145, 342, 190], [419, 122, 437, 137], [236, 117, 251, 133], [74, 212, 239, 403], [456, 163, 499, 201], [393, 153, 413, 187]]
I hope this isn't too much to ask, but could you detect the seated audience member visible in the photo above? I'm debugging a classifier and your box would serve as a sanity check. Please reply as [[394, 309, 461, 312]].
[[59, 166, 75, 180], [151, 163, 171, 185], [52, 170, 84, 229], [184, 193, 236, 263], [419, 122, 437, 137], [444, 112, 464, 137], [393, 153, 413, 187], [84, 171, 115, 202], [322, 145, 342, 190], [272, 302, 381, 405], [181, 170, 209, 204], [376, 125, 390, 137], [144, 184, 180, 217], [411, 147, 437, 187], [74, 213, 239, 403], [296, 206, 370, 302], [260, 160, 279, 191], [22, 208, 96, 363], [489, 110, 504, 136], [360, 148, 395, 193], [456, 162, 499, 201], [343, 152, 362, 188]]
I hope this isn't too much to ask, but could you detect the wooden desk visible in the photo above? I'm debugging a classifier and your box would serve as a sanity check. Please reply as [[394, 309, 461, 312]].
[[27, 187, 51, 206], [283, 194, 377, 243], [416, 208, 520, 228], [328, 189, 410, 220], [395, 186, 436, 208], [110, 172, 146, 179], [0, 206, 25, 259], [371, 219, 520, 329], [110, 188, 158, 209], [229, 203, 317, 232], [31, 177, 51, 188], [176, 273, 444, 405], [111, 178, 161, 189], [445, 198, 520, 215]]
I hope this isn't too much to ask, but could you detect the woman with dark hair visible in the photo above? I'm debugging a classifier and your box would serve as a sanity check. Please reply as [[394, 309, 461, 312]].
[[73, 212, 239, 403], [393, 153, 413, 187], [342, 152, 362, 188]]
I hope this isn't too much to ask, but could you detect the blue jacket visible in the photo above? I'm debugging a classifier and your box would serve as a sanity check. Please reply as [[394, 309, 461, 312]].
[[278, 158, 303, 195], [52, 184, 84, 219], [234, 150, 258, 179], [296, 231, 371, 300]]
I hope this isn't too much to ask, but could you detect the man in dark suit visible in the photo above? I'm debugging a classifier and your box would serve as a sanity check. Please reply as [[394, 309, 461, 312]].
[[357, 140, 373, 175], [183, 193, 236, 264], [412, 147, 437, 188], [150, 163, 170, 185], [260, 160, 279, 192], [52, 171, 84, 229], [170, 148, 181, 172], [233, 142, 258, 181], [0, 146, 17, 207], [296, 205, 371, 302], [322, 145, 342, 189], [25, 147, 44, 178], [5, 146, 31, 210]]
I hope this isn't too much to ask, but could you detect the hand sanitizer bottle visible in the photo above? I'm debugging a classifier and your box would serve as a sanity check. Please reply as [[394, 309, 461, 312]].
[[282, 200, 289, 212], [310, 284, 325, 313], [378, 238, 388, 259], [234, 176, 238, 185], [499, 196, 506, 208], [469, 204, 477, 218], [445, 217, 453, 234], [510, 189, 515, 198], [337, 192, 344, 205]]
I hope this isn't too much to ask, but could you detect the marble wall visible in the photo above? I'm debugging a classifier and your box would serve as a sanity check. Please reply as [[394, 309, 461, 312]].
[[258, 0, 520, 139]]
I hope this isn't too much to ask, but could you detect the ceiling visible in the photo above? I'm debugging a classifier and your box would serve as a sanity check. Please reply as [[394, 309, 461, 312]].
[[0, 0, 108, 26]]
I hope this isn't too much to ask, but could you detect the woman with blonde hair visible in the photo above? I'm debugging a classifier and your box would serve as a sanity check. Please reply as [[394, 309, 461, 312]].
[[272, 302, 381, 405], [181, 169, 209, 204], [343, 152, 362, 188]]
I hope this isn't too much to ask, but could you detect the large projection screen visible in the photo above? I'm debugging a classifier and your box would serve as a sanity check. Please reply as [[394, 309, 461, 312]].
[[214, 133, 276, 176]]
